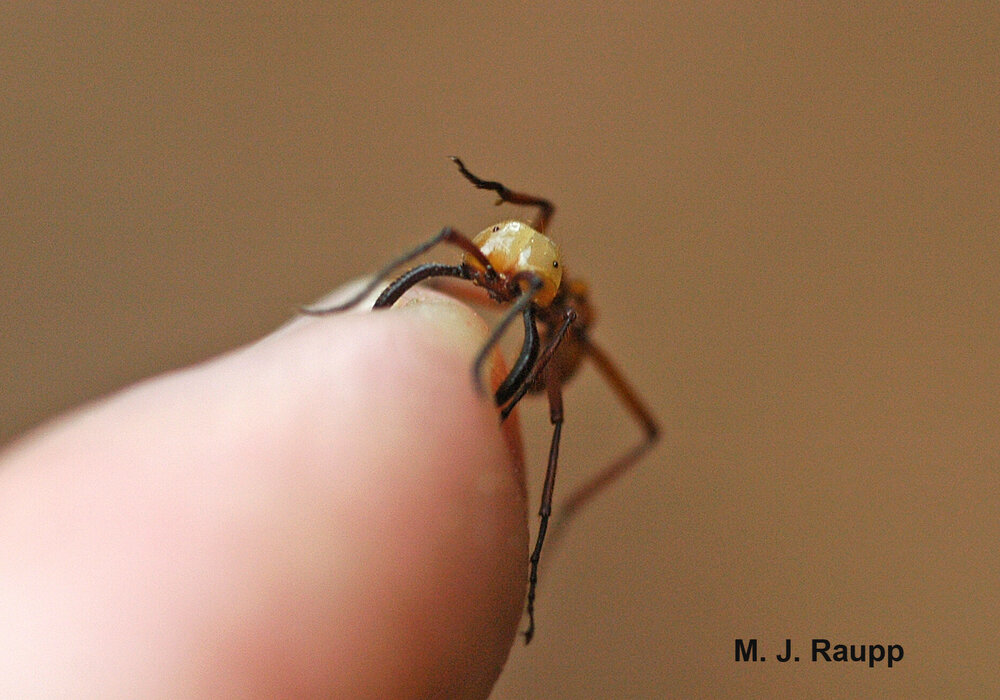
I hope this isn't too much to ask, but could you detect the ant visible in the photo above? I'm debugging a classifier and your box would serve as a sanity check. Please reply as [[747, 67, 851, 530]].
[[302, 157, 659, 643]]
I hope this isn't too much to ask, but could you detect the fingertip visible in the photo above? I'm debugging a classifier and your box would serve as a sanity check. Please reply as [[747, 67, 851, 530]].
[[270, 288, 531, 692], [287, 298, 529, 695], [0, 289, 530, 698]]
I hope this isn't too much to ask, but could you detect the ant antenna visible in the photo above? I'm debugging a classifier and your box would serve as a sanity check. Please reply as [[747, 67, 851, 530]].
[[449, 156, 556, 232]]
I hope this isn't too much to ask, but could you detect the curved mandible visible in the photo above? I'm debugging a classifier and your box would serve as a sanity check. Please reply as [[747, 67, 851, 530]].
[[300, 226, 492, 315], [471, 273, 544, 396]]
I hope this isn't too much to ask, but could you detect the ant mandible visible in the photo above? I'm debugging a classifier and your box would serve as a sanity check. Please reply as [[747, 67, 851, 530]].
[[302, 157, 659, 643]]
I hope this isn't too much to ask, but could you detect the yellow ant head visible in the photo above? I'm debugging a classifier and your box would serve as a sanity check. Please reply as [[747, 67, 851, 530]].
[[465, 220, 562, 306]]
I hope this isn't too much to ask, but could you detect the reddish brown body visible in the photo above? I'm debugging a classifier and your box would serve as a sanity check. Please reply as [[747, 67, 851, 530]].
[[302, 158, 658, 643]]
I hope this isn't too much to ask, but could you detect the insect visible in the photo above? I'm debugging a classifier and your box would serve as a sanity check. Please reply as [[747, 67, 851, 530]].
[[302, 158, 659, 643]]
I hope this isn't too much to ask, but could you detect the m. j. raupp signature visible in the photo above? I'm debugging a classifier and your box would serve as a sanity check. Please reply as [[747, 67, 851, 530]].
[[735, 638, 904, 668]]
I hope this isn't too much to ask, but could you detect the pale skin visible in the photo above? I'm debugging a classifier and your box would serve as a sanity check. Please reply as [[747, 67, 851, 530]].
[[0, 288, 528, 699]]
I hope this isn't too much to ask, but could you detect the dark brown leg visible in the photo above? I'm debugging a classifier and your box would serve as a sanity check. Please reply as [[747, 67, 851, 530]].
[[299, 227, 494, 315], [524, 370, 564, 644], [450, 157, 556, 233], [556, 338, 659, 525]]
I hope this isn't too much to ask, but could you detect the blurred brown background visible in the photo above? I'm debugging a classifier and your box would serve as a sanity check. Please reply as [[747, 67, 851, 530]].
[[3, 4, 997, 697]]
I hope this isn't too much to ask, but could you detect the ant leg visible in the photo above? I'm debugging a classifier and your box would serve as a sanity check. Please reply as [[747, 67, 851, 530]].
[[524, 369, 565, 644], [500, 308, 577, 421], [449, 157, 556, 233], [471, 274, 544, 396], [555, 338, 659, 526], [300, 227, 494, 315], [494, 304, 539, 406], [373, 263, 470, 308]]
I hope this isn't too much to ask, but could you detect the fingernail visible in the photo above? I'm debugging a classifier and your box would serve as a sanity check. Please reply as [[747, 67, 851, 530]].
[[395, 293, 525, 475], [393, 292, 491, 361]]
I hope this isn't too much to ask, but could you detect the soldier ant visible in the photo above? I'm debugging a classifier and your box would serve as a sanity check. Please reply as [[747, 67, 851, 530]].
[[302, 157, 659, 643]]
